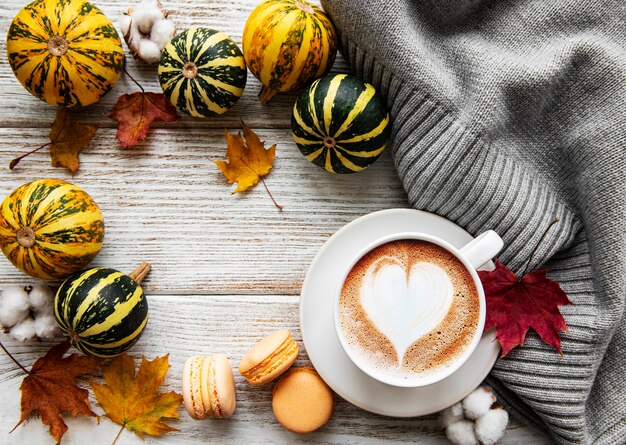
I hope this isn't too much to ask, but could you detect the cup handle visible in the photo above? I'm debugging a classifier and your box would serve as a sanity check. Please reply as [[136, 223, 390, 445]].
[[459, 230, 504, 270]]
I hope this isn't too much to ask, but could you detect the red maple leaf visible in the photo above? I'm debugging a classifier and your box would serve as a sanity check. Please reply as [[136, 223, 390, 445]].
[[110, 92, 179, 148], [479, 260, 573, 357], [12, 341, 102, 443]]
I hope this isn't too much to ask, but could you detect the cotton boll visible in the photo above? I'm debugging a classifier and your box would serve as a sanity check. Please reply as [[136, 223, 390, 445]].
[[10, 317, 37, 342], [28, 284, 53, 313], [446, 420, 478, 445], [34, 314, 61, 339], [134, 1, 164, 35], [463, 387, 496, 420], [0, 286, 31, 328], [440, 402, 465, 428], [475, 408, 509, 445], [150, 19, 176, 49], [120, 14, 132, 36], [138, 39, 162, 64]]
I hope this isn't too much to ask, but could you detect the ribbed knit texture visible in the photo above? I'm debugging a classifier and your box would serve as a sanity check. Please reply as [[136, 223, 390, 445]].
[[320, 1, 625, 444]]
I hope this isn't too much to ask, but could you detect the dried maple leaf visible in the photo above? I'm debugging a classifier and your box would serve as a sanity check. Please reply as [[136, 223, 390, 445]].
[[13, 340, 103, 444], [214, 122, 282, 209], [109, 92, 179, 148], [479, 260, 573, 357], [9, 109, 98, 173], [90, 353, 182, 441]]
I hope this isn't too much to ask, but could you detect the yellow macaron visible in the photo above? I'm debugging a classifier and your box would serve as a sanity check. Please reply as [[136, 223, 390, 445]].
[[272, 367, 335, 433], [238, 330, 299, 385], [182, 354, 236, 419]]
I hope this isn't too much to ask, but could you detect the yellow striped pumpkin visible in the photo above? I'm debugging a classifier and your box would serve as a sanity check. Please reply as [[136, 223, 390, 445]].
[[54, 267, 148, 357], [158, 27, 247, 117], [0, 179, 104, 280], [6, 0, 124, 108], [292, 74, 390, 173], [242, 0, 337, 103]]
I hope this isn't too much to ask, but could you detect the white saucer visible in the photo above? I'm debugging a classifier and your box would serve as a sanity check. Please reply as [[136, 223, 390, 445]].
[[299, 209, 499, 417]]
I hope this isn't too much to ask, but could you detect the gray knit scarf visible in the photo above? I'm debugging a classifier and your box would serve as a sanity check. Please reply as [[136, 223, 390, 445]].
[[320, 1, 625, 443]]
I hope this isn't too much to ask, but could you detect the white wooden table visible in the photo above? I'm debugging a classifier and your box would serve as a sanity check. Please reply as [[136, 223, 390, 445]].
[[0, 1, 552, 443]]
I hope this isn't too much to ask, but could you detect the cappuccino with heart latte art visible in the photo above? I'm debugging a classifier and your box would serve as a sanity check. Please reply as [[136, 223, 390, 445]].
[[339, 240, 480, 377]]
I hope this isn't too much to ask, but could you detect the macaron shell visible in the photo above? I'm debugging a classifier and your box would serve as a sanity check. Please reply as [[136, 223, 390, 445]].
[[212, 353, 237, 417], [182, 355, 209, 420], [182, 354, 237, 420], [272, 368, 335, 434], [200, 355, 218, 417], [239, 330, 299, 385]]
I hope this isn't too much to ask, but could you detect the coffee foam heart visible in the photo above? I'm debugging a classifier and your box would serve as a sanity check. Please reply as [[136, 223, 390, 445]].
[[360, 258, 455, 363], [339, 240, 480, 377]]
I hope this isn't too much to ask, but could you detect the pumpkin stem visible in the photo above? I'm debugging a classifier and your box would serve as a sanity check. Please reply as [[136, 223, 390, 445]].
[[258, 86, 278, 104], [323, 136, 336, 149], [182, 62, 198, 79], [16, 227, 36, 248], [47, 35, 69, 57], [294, 1, 315, 14], [129, 262, 151, 284]]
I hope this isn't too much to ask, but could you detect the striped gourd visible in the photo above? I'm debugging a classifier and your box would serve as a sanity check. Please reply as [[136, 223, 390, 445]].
[[242, 0, 337, 103], [158, 28, 247, 118], [291, 74, 391, 174], [6, 0, 124, 108], [0, 179, 104, 280], [54, 266, 149, 357]]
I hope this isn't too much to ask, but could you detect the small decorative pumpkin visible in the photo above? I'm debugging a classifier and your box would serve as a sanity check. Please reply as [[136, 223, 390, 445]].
[[242, 0, 337, 103], [158, 28, 247, 117], [6, 0, 124, 108], [0, 179, 104, 280], [54, 262, 150, 357], [291, 74, 391, 173]]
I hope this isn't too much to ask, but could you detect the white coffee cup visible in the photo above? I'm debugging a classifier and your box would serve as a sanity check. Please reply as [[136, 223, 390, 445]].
[[333, 230, 503, 387]]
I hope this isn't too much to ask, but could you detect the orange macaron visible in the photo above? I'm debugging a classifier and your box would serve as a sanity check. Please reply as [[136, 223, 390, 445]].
[[239, 330, 299, 385], [182, 354, 237, 419], [272, 367, 335, 433]]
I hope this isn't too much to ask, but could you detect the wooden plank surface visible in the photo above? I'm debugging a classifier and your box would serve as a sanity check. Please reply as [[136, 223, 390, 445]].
[[0, 295, 549, 444], [0, 128, 410, 293], [0, 0, 550, 443]]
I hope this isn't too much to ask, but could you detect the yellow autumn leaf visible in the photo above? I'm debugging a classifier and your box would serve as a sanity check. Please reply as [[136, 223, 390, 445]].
[[214, 122, 282, 209], [90, 353, 183, 442]]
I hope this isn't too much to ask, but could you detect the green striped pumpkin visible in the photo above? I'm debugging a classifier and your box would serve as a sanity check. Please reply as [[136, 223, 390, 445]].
[[158, 28, 247, 118], [291, 74, 391, 173], [54, 267, 148, 357]]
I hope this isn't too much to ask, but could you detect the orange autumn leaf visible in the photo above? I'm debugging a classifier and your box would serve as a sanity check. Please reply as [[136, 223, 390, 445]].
[[13, 341, 103, 444], [90, 353, 182, 440], [10, 109, 98, 173], [109, 92, 179, 148], [214, 123, 282, 209]]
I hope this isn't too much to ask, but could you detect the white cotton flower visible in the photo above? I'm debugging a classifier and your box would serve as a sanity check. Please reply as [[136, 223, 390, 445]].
[[463, 386, 496, 420], [475, 408, 509, 445], [34, 314, 61, 339], [138, 39, 162, 64], [440, 402, 465, 428], [0, 286, 31, 328], [28, 284, 54, 313], [133, 1, 164, 34], [150, 19, 176, 49], [10, 317, 37, 342], [121, 0, 176, 64], [446, 420, 478, 445], [119, 14, 133, 36]]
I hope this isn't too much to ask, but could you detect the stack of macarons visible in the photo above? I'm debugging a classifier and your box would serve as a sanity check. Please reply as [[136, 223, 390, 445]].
[[180, 329, 335, 434], [239, 329, 335, 434]]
